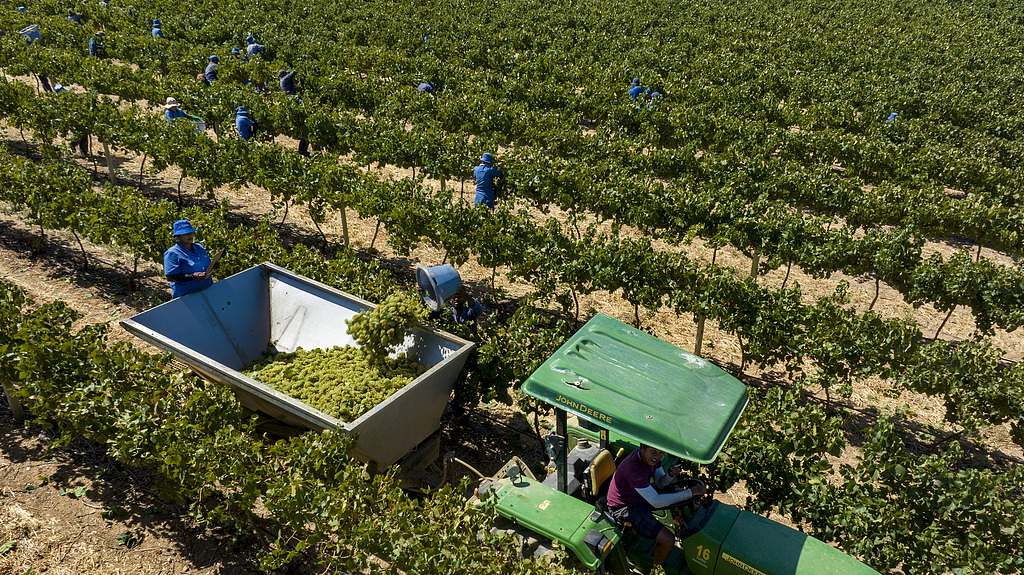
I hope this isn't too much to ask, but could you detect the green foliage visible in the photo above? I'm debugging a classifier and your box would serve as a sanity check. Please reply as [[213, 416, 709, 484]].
[[798, 418, 1024, 575], [1, 2, 1023, 572]]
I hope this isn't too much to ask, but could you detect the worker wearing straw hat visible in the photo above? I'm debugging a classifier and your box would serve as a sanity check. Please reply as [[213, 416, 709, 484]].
[[163, 97, 200, 122]]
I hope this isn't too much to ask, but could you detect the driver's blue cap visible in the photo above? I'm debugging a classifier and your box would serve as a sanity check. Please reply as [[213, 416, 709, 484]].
[[172, 219, 196, 236]]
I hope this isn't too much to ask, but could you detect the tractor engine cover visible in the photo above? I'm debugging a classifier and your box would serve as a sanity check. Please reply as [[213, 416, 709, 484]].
[[680, 503, 879, 575]]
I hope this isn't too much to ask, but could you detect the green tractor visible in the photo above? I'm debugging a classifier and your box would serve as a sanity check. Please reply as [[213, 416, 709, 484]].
[[474, 314, 879, 575]]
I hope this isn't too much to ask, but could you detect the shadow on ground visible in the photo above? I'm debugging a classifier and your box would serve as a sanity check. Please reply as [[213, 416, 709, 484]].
[[0, 404, 260, 573]]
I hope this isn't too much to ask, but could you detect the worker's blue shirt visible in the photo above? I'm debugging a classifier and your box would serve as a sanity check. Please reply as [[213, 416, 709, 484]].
[[165, 107, 188, 122], [163, 243, 213, 298], [246, 43, 263, 56], [152, 27, 164, 39], [453, 299, 483, 324], [88, 36, 99, 56], [629, 85, 645, 101], [204, 62, 217, 83], [417, 82, 434, 93], [473, 164, 501, 209], [236, 115, 254, 140]]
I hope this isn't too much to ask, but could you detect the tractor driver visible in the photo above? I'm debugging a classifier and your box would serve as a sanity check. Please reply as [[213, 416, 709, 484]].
[[606, 445, 705, 568]]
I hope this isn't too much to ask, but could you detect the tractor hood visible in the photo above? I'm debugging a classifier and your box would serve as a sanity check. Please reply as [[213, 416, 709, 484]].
[[522, 314, 748, 464]]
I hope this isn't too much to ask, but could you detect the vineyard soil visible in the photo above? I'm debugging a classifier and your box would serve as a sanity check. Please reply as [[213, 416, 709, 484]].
[[0, 410, 259, 575]]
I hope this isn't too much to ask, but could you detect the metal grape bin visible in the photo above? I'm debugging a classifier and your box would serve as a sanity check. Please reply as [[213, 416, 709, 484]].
[[120, 263, 474, 470]]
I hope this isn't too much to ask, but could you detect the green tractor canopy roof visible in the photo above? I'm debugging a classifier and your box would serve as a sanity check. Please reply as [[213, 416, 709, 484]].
[[522, 314, 748, 463]]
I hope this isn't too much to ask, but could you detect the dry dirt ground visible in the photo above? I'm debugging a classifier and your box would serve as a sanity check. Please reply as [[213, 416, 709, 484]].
[[1, 95, 1023, 569], [0, 408, 260, 575]]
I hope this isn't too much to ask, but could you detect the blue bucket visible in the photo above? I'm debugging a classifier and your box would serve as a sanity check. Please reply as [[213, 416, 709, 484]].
[[416, 264, 461, 311]]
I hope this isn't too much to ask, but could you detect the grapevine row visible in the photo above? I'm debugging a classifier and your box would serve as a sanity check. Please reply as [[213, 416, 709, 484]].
[[2, 111, 1022, 442]]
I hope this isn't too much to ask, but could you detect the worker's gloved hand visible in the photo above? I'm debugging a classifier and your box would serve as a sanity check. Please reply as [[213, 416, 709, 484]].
[[690, 481, 706, 499]]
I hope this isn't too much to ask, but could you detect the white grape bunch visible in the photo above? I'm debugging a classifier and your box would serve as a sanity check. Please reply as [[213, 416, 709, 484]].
[[346, 291, 427, 365], [245, 347, 422, 422]]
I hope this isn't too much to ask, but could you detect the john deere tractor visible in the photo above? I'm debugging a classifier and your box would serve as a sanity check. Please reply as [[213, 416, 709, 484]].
[[475, 314, 880, 575]]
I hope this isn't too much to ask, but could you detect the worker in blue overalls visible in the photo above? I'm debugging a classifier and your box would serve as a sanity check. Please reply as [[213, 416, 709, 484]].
[[473, 152, 502, 209], [450, 286, 483, 333], [203, 55, 219, 85], [628, 77, 645, 101], [245, 32, 264, 56], [235, 106, 255, 140], [163, 219, 215, 298]]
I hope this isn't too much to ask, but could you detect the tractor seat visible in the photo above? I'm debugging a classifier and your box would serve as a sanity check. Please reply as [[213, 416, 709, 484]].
[[588, 449, 617, 499]]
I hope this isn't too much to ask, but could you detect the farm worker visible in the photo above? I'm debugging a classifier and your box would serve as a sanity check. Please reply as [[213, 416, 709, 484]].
[[450, 287, 483, 331], [886, 112, 898, 123], [88, 30, 104, 57], [51, 82, 86, 153], [16, 6, 27, 12], [647, 87, 663, 110], [151, 19, 164, 39], [203, 55, 219, 85], [473, 152, 502, 209], [163, 219, 214, 298], [628, 78, 645, 101], [67, 11, 82, 24], [417, 81, 435, 94], [245, 32, 264, 56], [607, 445, 705, 569], [235, 106, 255, 141], [163, 97, 201, 123], [51, 85, 90, 155], [37, 74, 53, 93], [279, 69, 297, 95], [19, 24, 41, 44]]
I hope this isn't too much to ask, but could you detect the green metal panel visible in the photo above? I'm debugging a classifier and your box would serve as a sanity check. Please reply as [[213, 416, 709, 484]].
[[715, 511, 881, 575], [682, 503, 741, 575], [522, 314, 748, 463], [490, 475, 621, 570]]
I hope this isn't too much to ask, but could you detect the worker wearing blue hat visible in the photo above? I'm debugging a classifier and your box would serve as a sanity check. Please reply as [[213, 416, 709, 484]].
[[628, 78, 645, 101], [163, 219, 215, 298], [235, 106, 255, 140], [245, 32, 264, 56], [473, 152, 502, 209], [203, 55, 219, 85]]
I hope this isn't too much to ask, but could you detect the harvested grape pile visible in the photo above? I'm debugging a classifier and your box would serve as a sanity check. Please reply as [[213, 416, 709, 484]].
[[245, 292, 428, 422], [245, 347, 422, 422], [347, 292, 428, 365]]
